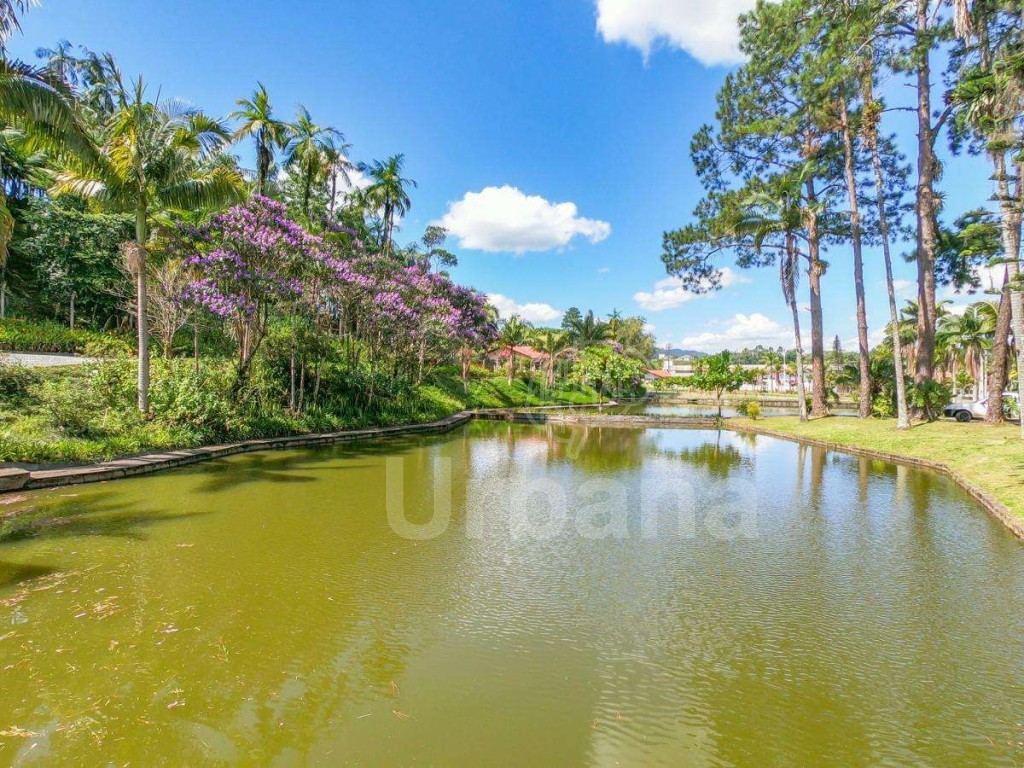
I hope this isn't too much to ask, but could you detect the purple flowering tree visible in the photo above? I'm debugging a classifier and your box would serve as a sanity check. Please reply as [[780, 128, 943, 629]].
[[177, 195, 499, 408], [181, 196, 316, 382]]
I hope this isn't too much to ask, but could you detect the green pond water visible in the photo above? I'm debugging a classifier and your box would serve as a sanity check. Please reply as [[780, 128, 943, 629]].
[[1, 421, 1023, 766]]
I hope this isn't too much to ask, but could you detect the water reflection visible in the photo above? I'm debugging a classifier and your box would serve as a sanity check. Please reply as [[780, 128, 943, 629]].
[[0, 421, 1021, 766]]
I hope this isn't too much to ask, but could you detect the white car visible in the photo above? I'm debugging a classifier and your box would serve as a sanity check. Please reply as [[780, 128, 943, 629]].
[[943, 393, 1020, 422]]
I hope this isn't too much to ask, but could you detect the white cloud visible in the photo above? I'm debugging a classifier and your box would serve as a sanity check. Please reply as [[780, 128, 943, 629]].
[[598, 266, 612, 274], [942, 264, 1007, 301], [438, 186, 611, 254], [977, 264, 1007, 291], [487, 293, 563, 325], [633, 268, 745, 312], [677, 313, 798, 352], [336, 161, 371, 196], [891, 279, 916, 297], [595, 0, 756, 66]]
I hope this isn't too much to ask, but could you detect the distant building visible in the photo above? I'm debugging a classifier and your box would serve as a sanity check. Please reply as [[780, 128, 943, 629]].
[[484, 345, 550, 372], [644, 368, 674, 384], [657, 354, 697, 377]]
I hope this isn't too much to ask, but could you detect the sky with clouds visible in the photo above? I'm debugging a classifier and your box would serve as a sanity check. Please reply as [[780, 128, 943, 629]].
[[13, 0, 995, 352]]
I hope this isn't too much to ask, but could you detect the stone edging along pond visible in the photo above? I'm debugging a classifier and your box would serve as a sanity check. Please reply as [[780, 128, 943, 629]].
[[0, 409, 1020, 543], [0, 412, 475, 493]]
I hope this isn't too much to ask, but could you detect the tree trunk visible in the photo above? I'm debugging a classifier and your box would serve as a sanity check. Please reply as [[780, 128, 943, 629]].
[[986, 279, 1011, 422], [256, 130, 267, 197], [135, 204, 150, 414], [913, 0, 939, 400], [865, 102, 911, 429], [69, 292, 75, 330], [383, 202, 394, 257], [193, 321, 201, 376], [289, 306, 297, 411], [996, 155, 1024, 437], [804, 197, 828, 418], [839, 101, 872, 417], [784, 240, 808, 422]]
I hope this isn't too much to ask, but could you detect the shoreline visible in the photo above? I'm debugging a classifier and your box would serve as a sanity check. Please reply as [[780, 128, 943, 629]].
[[1, 409, 1020, 543], [725, 421, 1024, 542]]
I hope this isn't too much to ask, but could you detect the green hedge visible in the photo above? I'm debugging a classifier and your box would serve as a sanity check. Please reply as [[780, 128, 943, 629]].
[[0, 318, 133, 356]]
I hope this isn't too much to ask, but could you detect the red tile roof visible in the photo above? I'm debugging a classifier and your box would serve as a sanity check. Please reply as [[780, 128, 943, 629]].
[[488, 345, 550, 361], [644, 368, 673, 379]]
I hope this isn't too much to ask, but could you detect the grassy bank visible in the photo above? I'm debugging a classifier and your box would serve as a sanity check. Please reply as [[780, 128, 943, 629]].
[[735, 417, 1024, 525], [0, 361, 601, 465], [650, 389, 859, 408]]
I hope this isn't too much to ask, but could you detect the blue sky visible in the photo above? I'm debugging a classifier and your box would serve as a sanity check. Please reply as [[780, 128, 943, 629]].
[[12, 0, 995, 352]]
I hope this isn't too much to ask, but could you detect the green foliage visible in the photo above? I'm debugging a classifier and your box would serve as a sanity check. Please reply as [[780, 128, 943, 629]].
[[683, 351, 754, 415], [737, 399, 762, 419], [36, 373, 110, 437], [0, 363, 39, 403], [10, 197, 132, 325], [0, 360, 602, 464], [871, 392, 895, 419], [908, 380, 953, 422], [0, 317, 132, 355], [573, 345, 645, 398]]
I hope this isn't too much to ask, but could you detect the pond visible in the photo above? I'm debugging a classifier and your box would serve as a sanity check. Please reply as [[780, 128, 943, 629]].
[[1, 421, 1022, 766]]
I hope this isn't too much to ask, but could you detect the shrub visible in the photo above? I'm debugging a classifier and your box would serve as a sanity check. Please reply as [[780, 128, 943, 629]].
[[148, 363, 235, 440], [737, 399, 762, 419], [871, 392, 895, 419], [0, 318, 133, 356], [0, 365, 41, 404], [909, 380, 952, 421], [36, 376, 111, 438], [82, 334, 134, 358]]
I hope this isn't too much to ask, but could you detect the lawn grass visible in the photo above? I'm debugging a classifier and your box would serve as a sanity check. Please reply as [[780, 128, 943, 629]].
[[735, 416, 1024, 526]]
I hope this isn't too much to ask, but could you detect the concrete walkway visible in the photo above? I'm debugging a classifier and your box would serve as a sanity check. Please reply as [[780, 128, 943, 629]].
[[1, 352, 101, 368]]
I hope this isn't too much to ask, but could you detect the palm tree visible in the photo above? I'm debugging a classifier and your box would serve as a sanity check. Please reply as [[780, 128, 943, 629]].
[[0, 0, 37, 55], [497, 316, 529, 384], [230, 83, 290, 197], [74, 48, 123, 123], [531, 328, 572, 388], [0, 3, 95, 261], [938, 303, 995, 399], [760, 349, 783, 392], [734, 175, 810, 420], [52, 81, 244, 412], [606, 308, 623, 339], [320, 134, 354, 216], [360, 154, 415, 257], [564, 310, 611, 349], [283, 106, 341, 221], [34, 39, 77, 88]]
